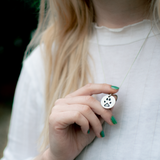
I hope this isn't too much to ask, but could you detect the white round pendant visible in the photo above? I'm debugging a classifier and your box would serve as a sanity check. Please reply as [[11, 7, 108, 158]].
[[101, 94, 116, 109]]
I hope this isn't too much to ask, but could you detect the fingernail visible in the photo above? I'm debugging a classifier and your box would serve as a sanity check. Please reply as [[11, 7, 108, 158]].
[[87, 129, 90, 134], [111, 86, 119, 90], [111, 116, 117, 124], [100, 130, 105, 137]]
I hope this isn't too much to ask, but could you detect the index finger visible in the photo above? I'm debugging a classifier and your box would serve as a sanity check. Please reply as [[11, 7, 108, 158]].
[[65, 83, 119, 98]]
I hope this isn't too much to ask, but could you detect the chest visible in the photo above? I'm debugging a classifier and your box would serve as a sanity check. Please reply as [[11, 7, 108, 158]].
[[75, 37, 160, 160], [89, 36, 160, 102]]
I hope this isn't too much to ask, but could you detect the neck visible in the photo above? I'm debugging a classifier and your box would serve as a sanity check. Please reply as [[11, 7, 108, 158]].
[[92, 0, 151, 28]]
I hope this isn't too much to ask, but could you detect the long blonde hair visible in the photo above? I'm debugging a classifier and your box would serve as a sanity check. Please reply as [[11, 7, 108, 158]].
[[24, 0, 159, 152]]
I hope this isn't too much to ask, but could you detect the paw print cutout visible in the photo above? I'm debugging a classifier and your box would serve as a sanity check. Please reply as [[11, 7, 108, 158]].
[[101, 94, 116, 109]]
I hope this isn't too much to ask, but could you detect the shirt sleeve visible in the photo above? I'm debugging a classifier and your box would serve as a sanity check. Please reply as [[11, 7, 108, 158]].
[[1, 61, 45, 160]]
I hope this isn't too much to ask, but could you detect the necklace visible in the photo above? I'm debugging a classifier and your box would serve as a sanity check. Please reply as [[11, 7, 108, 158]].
[[95, 24, 153, 109]]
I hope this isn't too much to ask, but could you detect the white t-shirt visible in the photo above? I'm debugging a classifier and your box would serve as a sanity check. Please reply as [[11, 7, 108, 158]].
[[1, 19, 160, 160]]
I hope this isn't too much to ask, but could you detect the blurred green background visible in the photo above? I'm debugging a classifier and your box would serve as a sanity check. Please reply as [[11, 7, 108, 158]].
[[0, 0, 40, 158]]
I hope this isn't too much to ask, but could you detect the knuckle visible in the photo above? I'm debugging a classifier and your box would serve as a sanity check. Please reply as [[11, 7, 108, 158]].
[[84, 96, 94, 102], [85, 83, 93, 90], [73, 112, 81, 119], [105, 110, 112, 116], [84, 119, 89, 127], [101, 110, 112, 120], [93, 123, 102, 136], [49, 112, 59, 127], [53, 104, 61, 110], [94, 118, 102, 127], [49, 114, 54, 125], [84, 96, 91, 101], [94, 120, 102, 132], [51, 105, 56, 113], [81, 105, 91, 113], [55, 98, 63, 105], [51, 106, 55, 112], [100, 83, 107, 90], [100, 83, 111, 91]]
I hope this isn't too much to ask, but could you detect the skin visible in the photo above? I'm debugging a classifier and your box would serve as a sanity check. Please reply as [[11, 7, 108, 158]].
[[41, 84, 119, 160], [37, 0, 151, 160], [92, 0, 151, 28]]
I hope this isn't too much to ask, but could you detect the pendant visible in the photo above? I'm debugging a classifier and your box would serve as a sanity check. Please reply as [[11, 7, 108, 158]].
[[101, 94, 117, 109]]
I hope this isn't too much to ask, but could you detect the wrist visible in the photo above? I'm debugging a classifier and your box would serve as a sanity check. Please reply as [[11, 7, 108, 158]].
[[42, 149, 56, 160], [42, 148, 74, 160]]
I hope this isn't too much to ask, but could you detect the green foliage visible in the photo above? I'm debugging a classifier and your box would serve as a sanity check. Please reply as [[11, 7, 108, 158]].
[[31, 0, 40, 11], [25, 0, 40, 11]]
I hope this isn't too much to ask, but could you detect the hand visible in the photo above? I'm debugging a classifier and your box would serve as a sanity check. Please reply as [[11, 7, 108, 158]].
[[45, 83, 119, 160]]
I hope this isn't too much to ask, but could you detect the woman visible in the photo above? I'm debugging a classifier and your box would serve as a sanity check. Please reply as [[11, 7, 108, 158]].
[[1, 0, 160, 159]]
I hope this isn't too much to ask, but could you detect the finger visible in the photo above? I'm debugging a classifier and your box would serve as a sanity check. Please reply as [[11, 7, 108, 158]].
[[50, 111, 89, 135], [55, 96, 114, 125], [98, 116, 104, 124], [65, 83, 119, 98], [54, 104, 103, 137]]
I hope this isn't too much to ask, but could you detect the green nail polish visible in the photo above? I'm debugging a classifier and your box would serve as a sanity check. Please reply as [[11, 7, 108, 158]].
[[111, 116, 117, 124], [100, 130, 105, 137], [87, 129, 90, 134], [111, 86, 119, 90]]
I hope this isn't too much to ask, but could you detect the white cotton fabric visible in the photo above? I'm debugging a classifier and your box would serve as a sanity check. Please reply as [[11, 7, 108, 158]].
[[1, 46, 45, 160], [1, 19, 160, 160]]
